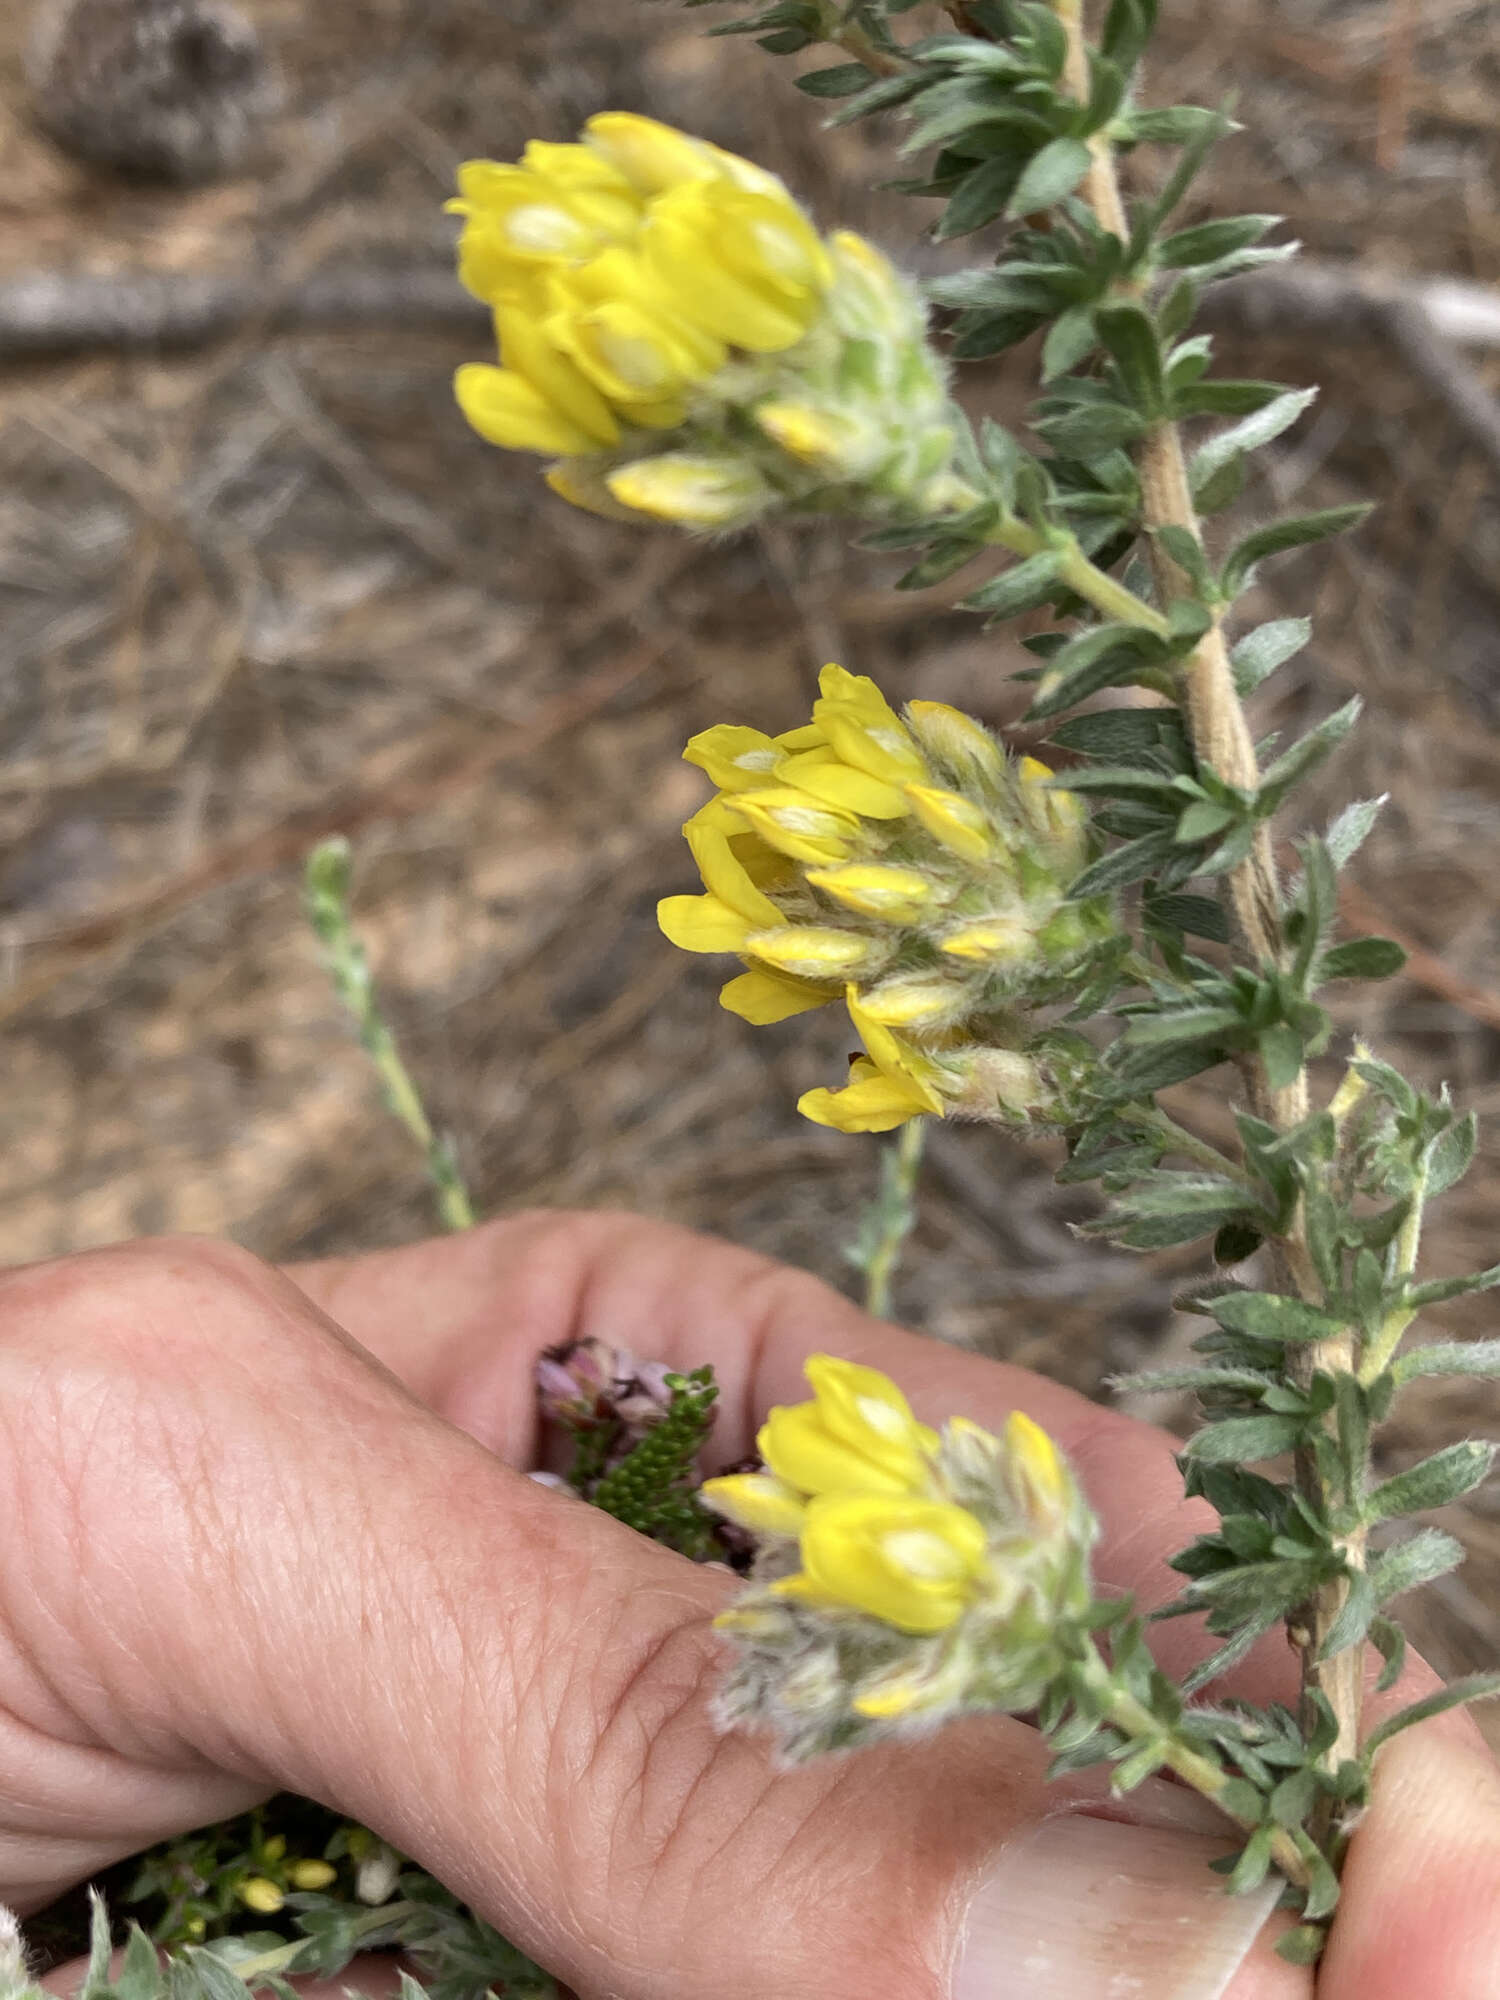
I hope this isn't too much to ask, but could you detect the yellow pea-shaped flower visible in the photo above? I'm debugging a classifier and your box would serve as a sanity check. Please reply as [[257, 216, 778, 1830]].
[[777, 1491, 988, 1634]]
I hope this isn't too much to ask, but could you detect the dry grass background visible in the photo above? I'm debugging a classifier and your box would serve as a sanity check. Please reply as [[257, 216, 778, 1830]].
[[0, 0, 1497, 1737]]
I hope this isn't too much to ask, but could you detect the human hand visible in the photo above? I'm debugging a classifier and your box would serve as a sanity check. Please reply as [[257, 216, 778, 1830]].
[[3, 1215, 1497, 1999]]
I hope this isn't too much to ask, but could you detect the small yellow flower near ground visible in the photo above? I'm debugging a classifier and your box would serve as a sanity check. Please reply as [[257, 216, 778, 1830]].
[[239, 1878, 284, 1915], [288, 1859, 338, 1891]]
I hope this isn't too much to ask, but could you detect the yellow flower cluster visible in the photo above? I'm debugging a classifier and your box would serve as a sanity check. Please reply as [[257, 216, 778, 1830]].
[[449, 116, 968, 530], [703, 1356, 1077, 1662], [658, 666, 1112, 1131], [450, 114, 830, 460]]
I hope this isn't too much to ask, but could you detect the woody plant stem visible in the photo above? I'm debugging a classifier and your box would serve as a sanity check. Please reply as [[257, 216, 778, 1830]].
[[825, 0, 1364, 1791], [1050, 0, 1365, 1786]]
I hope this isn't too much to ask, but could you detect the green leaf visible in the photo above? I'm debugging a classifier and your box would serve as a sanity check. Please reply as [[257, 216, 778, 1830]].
[[1369, 1528, 1466, 1605], [1223, 506, 1374, 598], [1182, 1413, 1306, 1462], [1319, 1568, 1376, 1658], [1275, 1927, 1328, 1967], [794, 62, 872, 96], [1034, 401, 1148, 456], [1126, 104, 1226, 144], [1190, 388, 1317, 499], [1100, 0, 1158, 68], [1041, 302, 1099, 380], [1268, 1764, 1318, 1829], [1068, 827, 1182, 897], [1027, 623, 1166, 719], [1155, 523, 1212, 594], [825, 71, 928, 123], [1258, 1021, 1305, 1093], [1213, 1292, 1349, 1343], [1365, 1440, 1496, 1520], [1045, 764, 1183, 801], [1404, 1263, 1500, 1308], [896, 538, 982, 589], [1224, 1821, 1276, 1894], [937, 156, 1029, 238], [1123, 1004, 1244, 1045], [1254, 698, 1362, 813], [1427, 1112, 1478, 1196], [1173, 378, 1284, 417], [1157, 213, 1280, 268], [1096, 303, 1165, 415], [1371, 1614, 1407, 1691], [1007, 137, 1094, 216], [959, 549, 1067, 619], [1320, 936, 1407, 981], [1325, 794, 1387, 868], [1049, 707, 1191, 762], [1364, 1673, 1500, 1757], [1144, 891, 1231, 941], [951, 308, 1048, 358], [1176, 798, 1239, 842], [1393, 1338, 1500, 1383]]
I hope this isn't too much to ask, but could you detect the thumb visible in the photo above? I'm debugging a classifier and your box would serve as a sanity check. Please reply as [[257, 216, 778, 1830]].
[[5, 1238, 1294, 2000]]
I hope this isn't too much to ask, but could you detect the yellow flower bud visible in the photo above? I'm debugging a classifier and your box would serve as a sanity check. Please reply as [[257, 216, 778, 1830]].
[[905, 700, 1006, 787], [260, 1836, 286, 1863], [856, 976, 968, 1029], [583, 111, 725, 195], [777, 1491, 988, 1634], [642, 183, 830, 352], [728, 788, 860, 866], [905, 784, 995, 864], [289, 1860, 338, 1891], [239, 1878, 284, 1915], [607, 454, 772, 528], [805, 862, 936, 923], [938, 917, 1036, 964], [700, 1471, 808, 1538], [1003, 1410, 1075, 1539], [454, 363, 601, 457], [754, 401, 869, 476], [746, 925, 879, 980], [953, 1046, 1047, 1121]]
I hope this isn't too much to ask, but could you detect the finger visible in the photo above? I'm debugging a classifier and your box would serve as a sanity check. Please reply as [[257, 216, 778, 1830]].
[[4, 1236, 1302, 2000], [1318, 1722, 1500, 1999]]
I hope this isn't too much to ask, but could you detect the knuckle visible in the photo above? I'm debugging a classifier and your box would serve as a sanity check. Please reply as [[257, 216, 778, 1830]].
[[0, 1234, 277, 1376]]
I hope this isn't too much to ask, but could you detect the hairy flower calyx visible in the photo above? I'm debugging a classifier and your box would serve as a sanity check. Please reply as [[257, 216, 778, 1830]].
[[658, 666, 1117, 1129], [449, 115, 970, 529], [704, 1358, 1100, 1755]]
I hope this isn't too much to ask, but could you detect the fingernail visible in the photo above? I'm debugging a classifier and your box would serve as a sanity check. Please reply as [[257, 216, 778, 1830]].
[[953, 1813, 1282, 2000]]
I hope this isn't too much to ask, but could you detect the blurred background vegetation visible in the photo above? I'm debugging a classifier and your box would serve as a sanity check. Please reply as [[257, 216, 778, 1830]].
[[0, 0, 1496, 1739]]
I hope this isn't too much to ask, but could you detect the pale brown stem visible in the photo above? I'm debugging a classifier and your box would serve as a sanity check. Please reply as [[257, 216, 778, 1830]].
[[1050, 2, 1364, 1785]]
